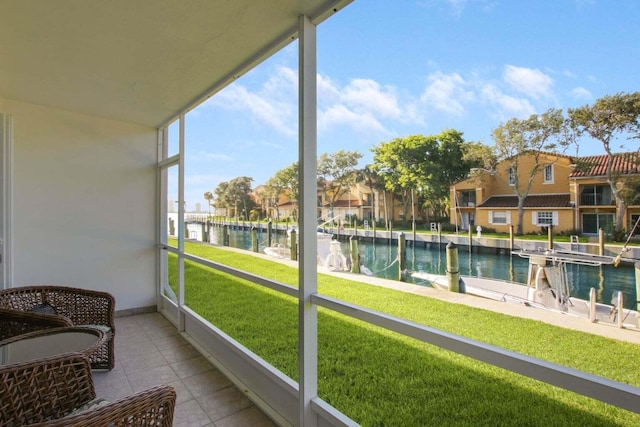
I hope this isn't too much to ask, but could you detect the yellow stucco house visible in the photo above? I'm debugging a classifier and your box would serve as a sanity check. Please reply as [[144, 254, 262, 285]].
[[450, 151, 640, 236]]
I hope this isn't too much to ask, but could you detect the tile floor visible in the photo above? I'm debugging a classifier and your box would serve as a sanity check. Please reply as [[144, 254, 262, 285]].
[[92, 312, 277, 427]]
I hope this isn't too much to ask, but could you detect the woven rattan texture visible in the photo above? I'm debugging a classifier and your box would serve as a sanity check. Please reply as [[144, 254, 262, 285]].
[[0, 308, 73, 341], [0, 352, 176, 426], [0, 352, 96, 425], [0, 286, 116, 369]]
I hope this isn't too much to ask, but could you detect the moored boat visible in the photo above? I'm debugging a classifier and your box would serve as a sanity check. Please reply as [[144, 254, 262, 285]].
[[412, 249, 638, 328]]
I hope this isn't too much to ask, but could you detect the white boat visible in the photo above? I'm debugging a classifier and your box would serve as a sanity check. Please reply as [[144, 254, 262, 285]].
[[264, 227, 349, 272], [412, 249, 638, 328]]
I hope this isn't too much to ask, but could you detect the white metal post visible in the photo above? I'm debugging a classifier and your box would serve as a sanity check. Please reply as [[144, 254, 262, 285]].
[[178, 114, 186, 331], [298, 14, 318, 427]]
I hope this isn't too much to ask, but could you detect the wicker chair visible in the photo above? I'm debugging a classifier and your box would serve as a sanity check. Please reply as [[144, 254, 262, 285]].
[[0, 308, 73, 341], [0, 352, 176, 426], [0, 286, 115, 370]]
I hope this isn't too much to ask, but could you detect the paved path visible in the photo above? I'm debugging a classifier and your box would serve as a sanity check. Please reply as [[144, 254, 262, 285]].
[[322, 267, 640, 345]]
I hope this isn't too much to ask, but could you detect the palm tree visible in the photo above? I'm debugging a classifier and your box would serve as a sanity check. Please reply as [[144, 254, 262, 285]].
[[203, 191, 214, 218]]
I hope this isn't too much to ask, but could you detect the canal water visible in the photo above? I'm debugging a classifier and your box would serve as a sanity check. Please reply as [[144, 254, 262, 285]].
[[206, 226, 638, 310]]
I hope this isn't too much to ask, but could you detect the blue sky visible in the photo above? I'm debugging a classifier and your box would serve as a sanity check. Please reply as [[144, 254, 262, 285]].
[[179, 0, 640, 211]]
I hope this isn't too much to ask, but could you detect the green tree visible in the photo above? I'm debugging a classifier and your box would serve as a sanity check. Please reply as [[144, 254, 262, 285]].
[[317, 150, 363, 219], [488, 109, 566, 235], [568, 92, 640, 236], [370, 130, 480, 224], [269, 162, 299, 220], [227, 176, 254, 220], [213, 181, 230, 216], [213, 177, 254, 218]]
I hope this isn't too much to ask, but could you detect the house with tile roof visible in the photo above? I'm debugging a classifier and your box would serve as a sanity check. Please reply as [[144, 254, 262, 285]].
[[450, 151, 640, 236], [570, 152, 640, 236]]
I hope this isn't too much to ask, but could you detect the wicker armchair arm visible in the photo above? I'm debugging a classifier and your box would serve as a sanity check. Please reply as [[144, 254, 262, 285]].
[[0, 308, 73, 341], [33, 384, 177, 427], [0, 352, 95, 426]]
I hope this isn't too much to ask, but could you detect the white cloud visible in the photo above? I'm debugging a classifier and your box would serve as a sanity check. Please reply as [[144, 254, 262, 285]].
[[319, 104, 390, 137], [480, 84, 536, 120], [421, 72, 474, 116], [503, 65, 554, 100], [342, 79, 403, 120], [317, 74, 422, 136], [571, 86, 592, 100], [205, 67, 296, 136]]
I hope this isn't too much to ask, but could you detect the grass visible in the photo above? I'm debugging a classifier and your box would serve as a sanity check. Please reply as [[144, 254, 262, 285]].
[[170, 240, 640, 426]]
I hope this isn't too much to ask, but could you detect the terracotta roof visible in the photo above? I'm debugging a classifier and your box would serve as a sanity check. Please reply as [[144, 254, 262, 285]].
[[478, 194, 571, 208], [570, 153, 640, 178]]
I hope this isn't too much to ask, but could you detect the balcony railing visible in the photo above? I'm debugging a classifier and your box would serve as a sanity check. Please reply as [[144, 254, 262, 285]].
[[580, 194, 613, 206]]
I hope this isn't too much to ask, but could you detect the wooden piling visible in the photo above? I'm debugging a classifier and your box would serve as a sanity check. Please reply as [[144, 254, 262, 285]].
[[251, 227, 258, 252], [267, 220, 273, 247], [350, 236, 360, 274], [223, 224, 229, 246], [547, 225, 553, 251], [599, 228, 605, 255], [509, 225, 514, 252], [289, 229, 297, 261], [398, 232, 406, 281], [446, 242, 460, 292]]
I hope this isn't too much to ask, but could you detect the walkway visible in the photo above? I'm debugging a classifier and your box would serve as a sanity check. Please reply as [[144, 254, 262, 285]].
[[92, 312, 276, 427]]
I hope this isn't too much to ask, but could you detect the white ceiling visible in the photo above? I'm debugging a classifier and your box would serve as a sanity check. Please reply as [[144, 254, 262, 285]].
[[0, 0, 352, 127]]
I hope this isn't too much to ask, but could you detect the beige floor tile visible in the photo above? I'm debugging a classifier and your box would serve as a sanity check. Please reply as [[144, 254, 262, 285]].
[[94, 313, 276, 426]]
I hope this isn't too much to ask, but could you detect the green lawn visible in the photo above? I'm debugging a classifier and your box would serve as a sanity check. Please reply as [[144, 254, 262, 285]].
[[170, 240, 640, 426]]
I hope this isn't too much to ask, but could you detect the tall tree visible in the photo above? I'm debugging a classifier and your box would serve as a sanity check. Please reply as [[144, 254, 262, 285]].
[[203, 191, 214, 217], [568, 92, 640, 235], [317, 150, 363, 219], [270, 162, 299, 220], [488, 109, 566, 235], [213, 177, 254, 218], [355, 165, 383, 223], [227, 176, 254, 219], [213, 181, 230, 216]]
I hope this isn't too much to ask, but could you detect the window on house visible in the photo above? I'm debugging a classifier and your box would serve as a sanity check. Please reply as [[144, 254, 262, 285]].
[[533, 211, 558, 226], [490, 211, 510, 224], [582, 213, 614, 234], [458, 190, 476, 206], [508, 168, 515, 186], [543, 164, 553, 183], [580, 185, 612, 206]]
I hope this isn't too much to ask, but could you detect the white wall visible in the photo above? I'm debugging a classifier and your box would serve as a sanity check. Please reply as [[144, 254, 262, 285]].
[[5, 100, 158, 311]]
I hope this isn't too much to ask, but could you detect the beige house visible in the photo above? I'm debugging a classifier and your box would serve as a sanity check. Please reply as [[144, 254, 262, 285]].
[[451, 151, 640, 235]]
